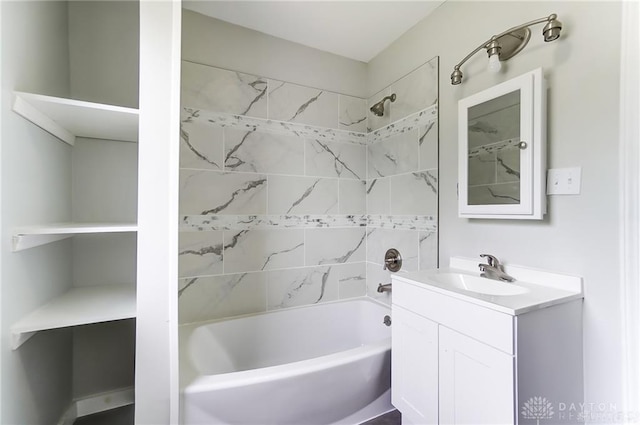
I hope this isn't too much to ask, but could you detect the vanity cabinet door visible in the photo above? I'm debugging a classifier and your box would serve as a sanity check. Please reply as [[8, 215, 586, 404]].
[[439, 326, 515, 425], [392, 306, 438, 425]]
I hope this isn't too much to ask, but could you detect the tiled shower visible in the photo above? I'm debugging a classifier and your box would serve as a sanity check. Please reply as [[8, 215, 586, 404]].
[[178, 57, 439, 324]]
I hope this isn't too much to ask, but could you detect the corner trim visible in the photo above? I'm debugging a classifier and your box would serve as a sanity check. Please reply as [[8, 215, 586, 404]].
[[619, 1, 640, 421]]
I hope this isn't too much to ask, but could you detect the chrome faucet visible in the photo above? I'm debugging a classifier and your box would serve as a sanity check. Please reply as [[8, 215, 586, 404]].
[[377, 283, 392, 293], [478, 254, 516, 282]]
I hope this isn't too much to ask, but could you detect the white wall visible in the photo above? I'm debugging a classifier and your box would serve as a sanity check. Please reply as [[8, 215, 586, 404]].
[[0, 1, 73, 424], [182, 9, 368, 98], [368, 0, 623, 413]]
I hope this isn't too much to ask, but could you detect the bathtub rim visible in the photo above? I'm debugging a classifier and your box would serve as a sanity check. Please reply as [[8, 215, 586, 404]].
[[179, 295, 390, 329]]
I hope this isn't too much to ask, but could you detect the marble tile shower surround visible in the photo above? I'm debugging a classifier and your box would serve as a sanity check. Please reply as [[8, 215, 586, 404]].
[[179, 58, 438, 324], [367, 58, 438, 132], [182, 60, 369, 133]]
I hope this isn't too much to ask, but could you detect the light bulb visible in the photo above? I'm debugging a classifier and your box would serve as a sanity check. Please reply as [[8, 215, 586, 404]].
[[488, 54, 502, 73]]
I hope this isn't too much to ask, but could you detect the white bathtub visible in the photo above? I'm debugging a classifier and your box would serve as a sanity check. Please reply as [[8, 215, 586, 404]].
[[180, 298, 393, 425]]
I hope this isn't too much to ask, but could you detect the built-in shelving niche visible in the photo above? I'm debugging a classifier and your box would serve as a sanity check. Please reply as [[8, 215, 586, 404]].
[[10, 92, 139, 352]]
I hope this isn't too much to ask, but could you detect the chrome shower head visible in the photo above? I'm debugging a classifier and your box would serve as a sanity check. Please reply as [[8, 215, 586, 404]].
[[370, 93, 396, 117]]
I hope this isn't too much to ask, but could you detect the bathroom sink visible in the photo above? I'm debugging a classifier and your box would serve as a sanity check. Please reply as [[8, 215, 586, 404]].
[[392, 257, 584, 315], [431, 272, 529, 296]]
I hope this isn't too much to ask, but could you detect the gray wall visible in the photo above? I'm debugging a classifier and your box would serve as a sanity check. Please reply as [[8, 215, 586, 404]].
[[67, 1, 139, 401], [368, 0, 623, 411], [68, 0, 139, 108], [1, 1, 73, 423], [69, 137, 137, 401]]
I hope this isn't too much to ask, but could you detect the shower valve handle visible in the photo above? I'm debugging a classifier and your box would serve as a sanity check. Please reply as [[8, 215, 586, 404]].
[[382, 248, 402, 272]]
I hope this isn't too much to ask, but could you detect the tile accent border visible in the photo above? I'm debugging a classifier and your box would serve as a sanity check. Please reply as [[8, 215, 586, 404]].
[[366, 215, 437, 231], [181, 214, 367, 230], [368, 105, 438, 144], [182, 104, 437, 148], [180, 214, 436, 232], [182, 108, 367, 145]]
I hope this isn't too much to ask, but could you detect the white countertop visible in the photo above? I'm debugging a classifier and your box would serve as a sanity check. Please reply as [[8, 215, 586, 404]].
[[391, 257, 584, 315]]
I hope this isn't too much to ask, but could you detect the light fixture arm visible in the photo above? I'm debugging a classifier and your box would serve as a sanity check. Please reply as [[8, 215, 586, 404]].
[[451, 14, 561, 85]]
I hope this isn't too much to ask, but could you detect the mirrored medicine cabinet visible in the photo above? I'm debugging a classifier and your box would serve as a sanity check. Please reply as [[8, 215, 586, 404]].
[[458, 67, 546, 219]]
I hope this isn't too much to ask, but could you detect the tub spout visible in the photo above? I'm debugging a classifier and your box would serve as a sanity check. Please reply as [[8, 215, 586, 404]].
[[377, 283, 392, 293]]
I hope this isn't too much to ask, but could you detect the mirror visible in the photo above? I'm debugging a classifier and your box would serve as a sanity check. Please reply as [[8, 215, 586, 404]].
[[458, 68, 546, 219]]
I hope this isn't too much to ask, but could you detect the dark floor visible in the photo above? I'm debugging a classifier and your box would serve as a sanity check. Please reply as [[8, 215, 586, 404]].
[[72, 404, 398, 425], [361, 409, 402, 425], [73, 404, 134, 425]]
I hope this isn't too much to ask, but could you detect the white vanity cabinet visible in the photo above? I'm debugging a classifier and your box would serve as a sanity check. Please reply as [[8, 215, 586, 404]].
[[392, 306, 438, 424], [438, 326, 514, 425], [391, 269, 583, 425]]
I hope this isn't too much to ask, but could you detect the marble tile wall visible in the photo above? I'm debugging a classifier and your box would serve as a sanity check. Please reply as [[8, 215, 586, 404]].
[[367, 58, 438, 132], [179, 58, 438, 324], [182, 61, 368, 132], [180, 61, 368, 324], [365, 104, 439, 306], [364, 57, 439, 305]]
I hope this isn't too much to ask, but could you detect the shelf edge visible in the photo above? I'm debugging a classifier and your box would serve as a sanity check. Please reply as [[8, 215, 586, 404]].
[[12, 233, 72, 252], [11, 331, 37, 350], [76, 387, 135, 418], [12, 223, 138, 252], [10, 284, 136, 349], [13, 94, 76, 145]]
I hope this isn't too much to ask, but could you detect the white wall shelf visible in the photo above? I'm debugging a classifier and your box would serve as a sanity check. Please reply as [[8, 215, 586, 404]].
[[12, 222, 138, 252], [10, 284, 136, 350], [13, 92, 139, 146]]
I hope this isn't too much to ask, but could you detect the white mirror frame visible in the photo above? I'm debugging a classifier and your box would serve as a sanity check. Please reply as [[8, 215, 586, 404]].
[[458, 67, 546, 219]]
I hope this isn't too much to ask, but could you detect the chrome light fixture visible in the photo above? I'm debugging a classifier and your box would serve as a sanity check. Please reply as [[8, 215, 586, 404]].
[[451, 14, 562, 85]]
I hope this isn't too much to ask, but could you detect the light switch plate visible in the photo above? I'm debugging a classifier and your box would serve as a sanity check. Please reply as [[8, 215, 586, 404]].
[[547, 167, 582, 195]]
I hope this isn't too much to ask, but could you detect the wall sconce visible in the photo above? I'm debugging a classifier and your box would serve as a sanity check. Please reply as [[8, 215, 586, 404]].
[[451, 14, 562, 85]]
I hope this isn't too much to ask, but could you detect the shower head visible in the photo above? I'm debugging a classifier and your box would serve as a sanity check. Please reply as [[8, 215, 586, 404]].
[[370, 93, 396, 117]]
